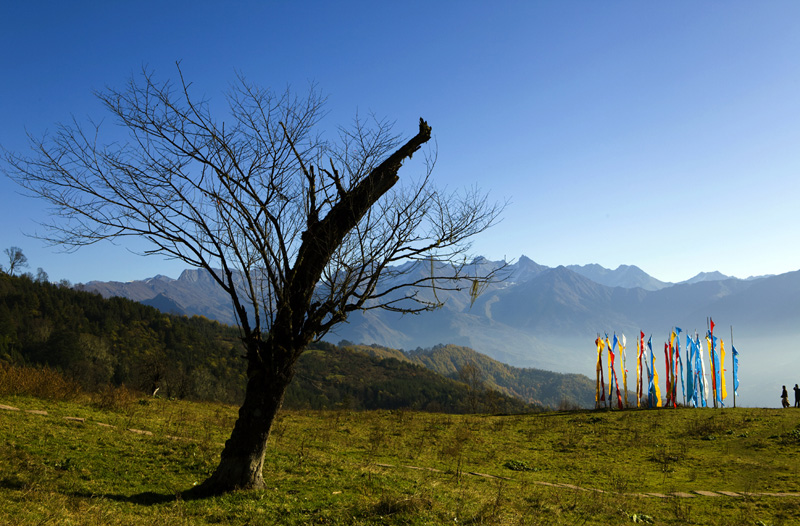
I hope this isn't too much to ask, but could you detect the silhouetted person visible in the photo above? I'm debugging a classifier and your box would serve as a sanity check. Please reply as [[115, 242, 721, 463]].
[[794, 384, 800, 408], [781, 385, 790, 408]]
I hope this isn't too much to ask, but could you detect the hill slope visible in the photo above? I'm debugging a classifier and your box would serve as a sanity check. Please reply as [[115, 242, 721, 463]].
[[346, 343, 595, 409], [286, 342, 542, 413]]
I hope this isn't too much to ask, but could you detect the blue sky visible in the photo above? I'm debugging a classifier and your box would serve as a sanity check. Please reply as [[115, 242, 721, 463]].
[[2, 1, 799, 284]]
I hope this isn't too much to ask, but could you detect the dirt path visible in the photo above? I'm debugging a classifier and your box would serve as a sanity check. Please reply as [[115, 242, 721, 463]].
[[374, 462, 800, 498]]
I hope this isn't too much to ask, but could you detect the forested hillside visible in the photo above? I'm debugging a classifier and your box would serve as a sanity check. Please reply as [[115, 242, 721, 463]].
[[287, 342, 540, 413], [341, 342, 594, 408], [0, 274, 541, 412], [407, 344, 595, 408], [0, 272, 246, 402]]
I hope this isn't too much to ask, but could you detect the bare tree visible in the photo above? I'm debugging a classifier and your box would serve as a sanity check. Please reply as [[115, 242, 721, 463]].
[[2, 246, 28, 276], [2, 66, 504, 495], [35, 267, 49, 283], [458, 361, 486, 413]]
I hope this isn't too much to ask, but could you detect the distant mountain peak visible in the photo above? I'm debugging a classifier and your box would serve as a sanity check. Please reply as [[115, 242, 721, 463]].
[[682, 271, 730, 284], [566, 263, 669, 291], [145, 274, 175, 284], [141, 292, 185, 315], [507, 255, 548, 281]]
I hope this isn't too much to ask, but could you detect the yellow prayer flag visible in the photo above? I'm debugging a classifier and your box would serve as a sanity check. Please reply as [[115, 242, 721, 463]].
[[653, 355, 662, 408], [595, 337, 606, 403]]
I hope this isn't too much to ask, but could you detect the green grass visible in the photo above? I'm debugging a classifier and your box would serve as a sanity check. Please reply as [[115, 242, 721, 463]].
[[1, 391, 799, 525]]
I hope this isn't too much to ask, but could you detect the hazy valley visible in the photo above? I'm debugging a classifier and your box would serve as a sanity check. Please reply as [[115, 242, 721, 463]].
[[80, 256, 800, 409]]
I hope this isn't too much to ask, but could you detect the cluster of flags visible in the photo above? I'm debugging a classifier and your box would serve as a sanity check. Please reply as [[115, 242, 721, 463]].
[[594, 318, 740, 409]]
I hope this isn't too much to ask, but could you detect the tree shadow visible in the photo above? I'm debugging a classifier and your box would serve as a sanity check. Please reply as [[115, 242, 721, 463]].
[[67, 488, 211, 505], [0, 474, 227, 505], [0, 477, 187, 506], [67, 490, 174, 505]]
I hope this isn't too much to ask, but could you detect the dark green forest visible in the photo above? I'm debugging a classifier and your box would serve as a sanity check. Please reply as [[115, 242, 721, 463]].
[[288, 342, 539, 413], [0, 272, 246, 402], [0, 272, 540, 413]]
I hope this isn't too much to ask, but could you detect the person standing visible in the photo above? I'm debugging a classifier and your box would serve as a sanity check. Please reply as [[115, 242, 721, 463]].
[[793, 384, 800, 408], [781, 385, 790, 408]]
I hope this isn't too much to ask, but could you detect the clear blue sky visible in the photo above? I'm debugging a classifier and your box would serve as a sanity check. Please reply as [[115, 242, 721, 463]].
[[2, 1, 799, 284]]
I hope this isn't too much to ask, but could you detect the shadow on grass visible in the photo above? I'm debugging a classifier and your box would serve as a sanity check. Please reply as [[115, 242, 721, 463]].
[[0, 475, 209, 505], [67, 488, 211, 505], [0, 479, 173, 506]]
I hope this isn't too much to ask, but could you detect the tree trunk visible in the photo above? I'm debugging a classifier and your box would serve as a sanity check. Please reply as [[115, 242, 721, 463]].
[[188, 340, 295, 496]]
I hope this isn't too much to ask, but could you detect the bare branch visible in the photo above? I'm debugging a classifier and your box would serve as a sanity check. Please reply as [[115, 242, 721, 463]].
[[1, 67, 506, 494]]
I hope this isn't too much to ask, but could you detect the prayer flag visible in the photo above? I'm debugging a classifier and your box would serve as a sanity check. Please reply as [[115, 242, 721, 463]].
[[621, 333, 628, 408], [720, 339, 727, 404], [595, 337, 606, 403], [698, 335, 708, 407], [711, 335, 722, 405], [606, 334, 612, 404], [638, 331, 645, 407], [707, 334, 717, 403], [595, 338, 601, 404], [675, 328, 685, 405], [732, 345, 740, 397], [643, 353, 653, 408], [685, 334, 695, 406], [650, 337, 662, 407], [609, 336, 623, 409], [664, 342, 672, 407], [636, 337, 641, 408]]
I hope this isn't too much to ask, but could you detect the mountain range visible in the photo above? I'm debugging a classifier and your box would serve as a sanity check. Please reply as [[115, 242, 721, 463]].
[[81, 256, 800, 408]]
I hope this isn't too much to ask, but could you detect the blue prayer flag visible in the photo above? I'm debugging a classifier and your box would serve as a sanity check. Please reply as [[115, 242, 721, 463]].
[[732, 345, 739, 397]]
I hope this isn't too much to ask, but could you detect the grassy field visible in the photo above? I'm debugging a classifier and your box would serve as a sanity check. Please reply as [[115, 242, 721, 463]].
[[1, 384, 799, 525]]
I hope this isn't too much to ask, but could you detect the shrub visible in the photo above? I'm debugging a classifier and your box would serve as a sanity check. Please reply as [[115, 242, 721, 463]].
[[0, 363, 81, 400]]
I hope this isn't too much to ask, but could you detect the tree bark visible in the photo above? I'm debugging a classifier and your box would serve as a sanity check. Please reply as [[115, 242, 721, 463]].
[[188, 339, 295, 496]]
